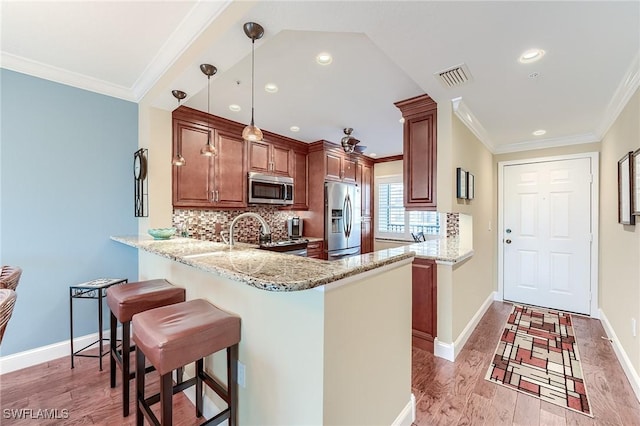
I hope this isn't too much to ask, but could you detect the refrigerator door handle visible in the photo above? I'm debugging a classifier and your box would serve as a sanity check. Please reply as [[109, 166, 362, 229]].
[[346, 195, 352, 237], [343, 196, 348, 236]]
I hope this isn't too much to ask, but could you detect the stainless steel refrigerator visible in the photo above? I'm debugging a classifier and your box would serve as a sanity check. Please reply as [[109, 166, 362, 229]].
[[325, 181, 361, 260]]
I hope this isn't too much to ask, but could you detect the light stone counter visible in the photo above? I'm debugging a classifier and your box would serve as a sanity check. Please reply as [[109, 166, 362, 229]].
[[111, 235, 415, 292], [404, 236, 474, 264]]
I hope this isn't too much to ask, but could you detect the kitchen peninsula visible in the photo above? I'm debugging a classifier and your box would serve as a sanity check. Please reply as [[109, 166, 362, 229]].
[[111, 235, 416, 425]]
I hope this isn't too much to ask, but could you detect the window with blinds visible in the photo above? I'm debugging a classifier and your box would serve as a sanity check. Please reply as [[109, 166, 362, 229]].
[[376, 177, 440, 240]]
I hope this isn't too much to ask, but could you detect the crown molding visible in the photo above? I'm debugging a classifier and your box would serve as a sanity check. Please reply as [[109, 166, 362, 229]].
[[0, 0, 232, 103], [451, 97, 496, 153], [596, 53, 640, 138], [130, 0, 232, 101], [492, 132, 600, 155], [0, 52, 135, 101]]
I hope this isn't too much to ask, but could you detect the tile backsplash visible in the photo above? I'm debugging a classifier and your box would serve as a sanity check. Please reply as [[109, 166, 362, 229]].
[[173, 207, 302, 244], [446, 212, 460, 237]]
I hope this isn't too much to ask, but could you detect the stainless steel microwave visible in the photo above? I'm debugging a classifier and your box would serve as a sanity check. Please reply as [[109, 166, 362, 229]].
[[248, 172, 294, 205]]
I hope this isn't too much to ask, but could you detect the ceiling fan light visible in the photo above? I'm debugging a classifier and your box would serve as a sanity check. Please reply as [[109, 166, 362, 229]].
[[242, 124, 263, 142]]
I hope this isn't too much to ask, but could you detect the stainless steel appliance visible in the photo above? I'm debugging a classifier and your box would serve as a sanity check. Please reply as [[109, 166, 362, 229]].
[[325, 182, 361, 260], [258, 239, 308, 256], [287, 217, 303, 239], [248, 172, 294, 205]]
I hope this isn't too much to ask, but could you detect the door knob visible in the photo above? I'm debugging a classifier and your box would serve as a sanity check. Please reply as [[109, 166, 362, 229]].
[[505, 239, 512, 244]]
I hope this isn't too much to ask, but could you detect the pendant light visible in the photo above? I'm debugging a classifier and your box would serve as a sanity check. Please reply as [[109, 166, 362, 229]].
[[241, 22, 265, 142], [171, 90, 187, 166], [200, 63, 218, 157]]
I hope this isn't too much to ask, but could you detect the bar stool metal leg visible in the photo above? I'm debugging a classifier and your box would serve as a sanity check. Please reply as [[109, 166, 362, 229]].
[[110, 312, 117, 388]]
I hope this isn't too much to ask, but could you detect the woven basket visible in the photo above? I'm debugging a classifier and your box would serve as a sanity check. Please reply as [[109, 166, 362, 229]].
[[0, 289, 17, 344], [0, 266, 22, 291]]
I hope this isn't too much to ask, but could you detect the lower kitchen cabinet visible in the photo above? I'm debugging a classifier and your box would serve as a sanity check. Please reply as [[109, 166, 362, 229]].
[[412, 258, 437, 352], [361, 217, 372, 254], [306, 240, 324, 259]]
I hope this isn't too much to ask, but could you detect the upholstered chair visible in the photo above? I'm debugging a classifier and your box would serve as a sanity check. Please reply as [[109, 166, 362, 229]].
[[0, 266, 22, 291], [0, 289, 17, 344]]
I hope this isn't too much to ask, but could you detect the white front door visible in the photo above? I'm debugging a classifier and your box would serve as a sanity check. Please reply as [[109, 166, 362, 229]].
[[503, 158, 592, 314]]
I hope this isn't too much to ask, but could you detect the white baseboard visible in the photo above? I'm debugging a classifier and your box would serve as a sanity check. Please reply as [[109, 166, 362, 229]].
[[391, 393, 416, 426], [0, 327, 121, 375], [181, 378, 226, 425], [434, 338, 455, 361], [599, 309, 640, 403], [434, 291, 497, 362]]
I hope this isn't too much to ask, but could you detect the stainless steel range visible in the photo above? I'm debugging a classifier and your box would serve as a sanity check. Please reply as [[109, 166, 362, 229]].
[[258, 239, 309, 257]]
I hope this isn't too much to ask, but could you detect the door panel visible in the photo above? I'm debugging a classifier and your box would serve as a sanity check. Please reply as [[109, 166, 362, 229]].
[[503, 158, 591, 314]]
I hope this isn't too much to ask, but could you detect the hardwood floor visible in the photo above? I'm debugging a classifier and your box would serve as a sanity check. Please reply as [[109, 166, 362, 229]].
[[412, 301, 640, 426], [1, 301, 638, 425]]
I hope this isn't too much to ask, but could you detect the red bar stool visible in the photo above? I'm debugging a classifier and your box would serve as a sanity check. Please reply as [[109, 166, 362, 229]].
[[132, 299, 241, 426], [106, 279, 185, 417]]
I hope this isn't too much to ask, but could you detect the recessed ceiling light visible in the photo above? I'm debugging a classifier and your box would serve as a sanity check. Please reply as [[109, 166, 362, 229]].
[[399, 117, 405, 124], [229, 104, 241, 112], [316, 52, 333, 65], [519, 48, 545, 63], [264, 83, 278, 93], [289, 126, 300, 132], [532, 129, 546, 136], [369, 153, 377, 157]]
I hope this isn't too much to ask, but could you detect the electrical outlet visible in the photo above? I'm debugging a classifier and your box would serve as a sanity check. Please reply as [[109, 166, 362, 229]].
[[632, 318, 637, 337], [237, 361, 246, 388]]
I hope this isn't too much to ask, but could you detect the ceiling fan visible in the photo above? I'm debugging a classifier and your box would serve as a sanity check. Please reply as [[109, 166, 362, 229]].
[[340, 128, 366, 154]]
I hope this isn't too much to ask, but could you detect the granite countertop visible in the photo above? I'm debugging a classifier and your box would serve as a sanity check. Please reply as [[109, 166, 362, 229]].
[[111, 236, 415, 292], [404, 237, 474, 264]]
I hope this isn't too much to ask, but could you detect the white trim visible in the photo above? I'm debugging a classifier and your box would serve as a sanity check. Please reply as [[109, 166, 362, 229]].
[[0, 328, 120, 374], [391, 393, 416, 426], [434, 338, 455, 361], [492, 132, 600, 155], [451, 97, 496, 153], [599, 309, 640, 403], [596, 53, 640, 138], [452, 291, 496, 359], [497, 152, 600, 317], [433, 292, 496, 361], [181, 379, 226, 424]]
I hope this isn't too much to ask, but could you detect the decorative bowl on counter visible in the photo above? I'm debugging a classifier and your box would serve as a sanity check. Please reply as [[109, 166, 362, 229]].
[[147, 228, 177, 240]]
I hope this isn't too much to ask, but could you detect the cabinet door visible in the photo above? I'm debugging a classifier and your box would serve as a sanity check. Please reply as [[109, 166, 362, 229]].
[[291, 150, 308, 209], [412, 258, 437, 352], [404, 110, 437, 209], [213, 130, 247, 208], [342, 156, 357, 183], [248, 140, 270, 173], [325, 151, 342, 181], [307, 240, 324, 259], [173, 120, 215, 207], [361, 217, 372, 254], [271, 145, 291, 176], [361, 163, 373, 217]]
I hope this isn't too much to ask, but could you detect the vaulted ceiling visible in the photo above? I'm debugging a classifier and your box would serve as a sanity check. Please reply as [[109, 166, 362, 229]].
[[2, 1, 638, 157]]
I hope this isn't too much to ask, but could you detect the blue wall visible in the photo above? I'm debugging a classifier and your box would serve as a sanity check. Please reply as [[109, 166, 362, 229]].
[[0, 69, 139, 356]]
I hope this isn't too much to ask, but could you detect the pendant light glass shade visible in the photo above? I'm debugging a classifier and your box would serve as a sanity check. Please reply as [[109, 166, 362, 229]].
[[200, 64, 218, 157], [242, 22, 265, 142], [171, 90, 187, 166]]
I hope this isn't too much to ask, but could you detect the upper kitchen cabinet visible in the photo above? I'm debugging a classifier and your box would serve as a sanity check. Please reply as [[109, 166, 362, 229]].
[[312, 141, 357, 183], [289, 149, 309, 210], [248, 140, 292, 176], [394, 94, 437, 210], [172, 107, 247, 209]]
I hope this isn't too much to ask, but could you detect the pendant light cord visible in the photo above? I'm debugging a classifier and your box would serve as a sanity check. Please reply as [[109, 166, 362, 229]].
[[251, 38, 255, 126], [207, 74, 211, 144]]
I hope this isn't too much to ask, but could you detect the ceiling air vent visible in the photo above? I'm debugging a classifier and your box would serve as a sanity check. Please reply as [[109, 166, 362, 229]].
[[435, 63, 473, 88]]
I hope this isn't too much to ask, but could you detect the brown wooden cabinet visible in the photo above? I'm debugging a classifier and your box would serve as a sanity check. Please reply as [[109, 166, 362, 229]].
[[248, 140, 291, 176], [361, 217, 372, 254], [356, 160, 374, 253], [289, 150, 308, 210], [394, 94, 437, 210], [412, 258, 437, 352], [306, 240, 324, 259], [172, 108, 247, 209], [325, 150, 356, 183]]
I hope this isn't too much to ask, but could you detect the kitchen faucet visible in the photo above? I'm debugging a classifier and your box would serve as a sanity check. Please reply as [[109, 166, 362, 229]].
[[226, 212, 271, 247]]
